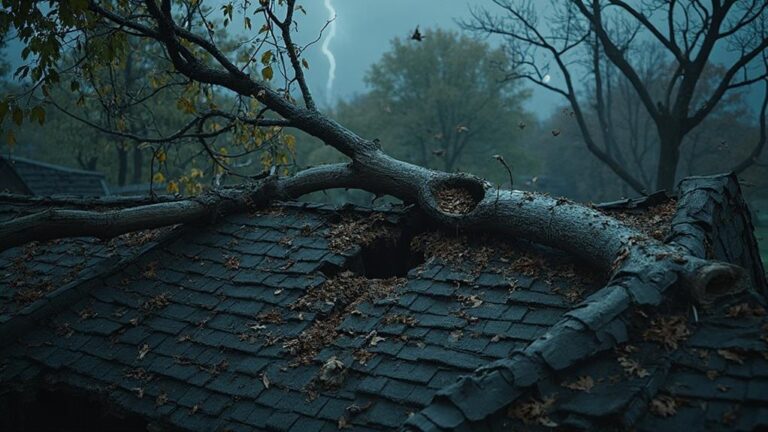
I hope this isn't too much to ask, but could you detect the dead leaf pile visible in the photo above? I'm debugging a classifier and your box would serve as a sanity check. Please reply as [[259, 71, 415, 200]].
[[327, 213, 399, 253], [605, 199, 677, 241], [435, 185, 477, 215], [284, 274, 404, 366]]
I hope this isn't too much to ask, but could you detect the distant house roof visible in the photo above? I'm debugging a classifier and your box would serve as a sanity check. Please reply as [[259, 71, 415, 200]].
[[0, 174, 765, 432], [0, 155, 110, 196]]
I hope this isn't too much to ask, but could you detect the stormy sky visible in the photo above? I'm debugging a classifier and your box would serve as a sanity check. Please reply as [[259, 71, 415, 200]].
[[1, 1, 762, 120]]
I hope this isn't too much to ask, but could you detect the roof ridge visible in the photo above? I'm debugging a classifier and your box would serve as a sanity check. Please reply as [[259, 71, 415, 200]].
[[0, 227, 185, 347], [1, 155, 107, 177]]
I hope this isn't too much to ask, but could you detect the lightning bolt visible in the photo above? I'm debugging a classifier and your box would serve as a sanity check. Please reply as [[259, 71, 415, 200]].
[[321, 0, 337, 106]]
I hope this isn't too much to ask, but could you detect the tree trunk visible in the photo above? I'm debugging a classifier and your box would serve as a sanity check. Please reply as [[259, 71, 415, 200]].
[[132, 144, 143, 184], [116, 145, 128, 187], [655, 131, 681, 191]]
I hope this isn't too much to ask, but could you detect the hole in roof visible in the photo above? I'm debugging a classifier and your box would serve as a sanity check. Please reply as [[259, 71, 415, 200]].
[[0, 386, 150, 431], [321, 212, 427, 279], [357, 225, 425, 278]]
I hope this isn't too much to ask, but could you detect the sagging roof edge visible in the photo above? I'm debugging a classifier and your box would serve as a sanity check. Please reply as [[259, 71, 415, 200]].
[[403, 172, 765, 432]]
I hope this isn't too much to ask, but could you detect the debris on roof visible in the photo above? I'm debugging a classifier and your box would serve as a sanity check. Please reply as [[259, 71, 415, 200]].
[[0, 174, 765, 432]]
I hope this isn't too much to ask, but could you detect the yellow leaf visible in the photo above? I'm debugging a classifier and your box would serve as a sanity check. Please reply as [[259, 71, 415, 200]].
[[283, 134, 296, 147], [261, 66, 273, 81], [153, 172, 165, 184], [261, 50, 273, 65], [155, 149, 167, 163], [166, 180, 180, 194], [6, 130, 16, 147]]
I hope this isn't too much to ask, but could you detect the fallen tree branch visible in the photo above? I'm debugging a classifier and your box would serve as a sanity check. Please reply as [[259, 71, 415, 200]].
[[0, 156, 748, 305]]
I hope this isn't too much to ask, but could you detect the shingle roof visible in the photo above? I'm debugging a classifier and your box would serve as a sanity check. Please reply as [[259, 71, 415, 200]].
[[0, 174, 765, 432], [0, 156, 109, 196]]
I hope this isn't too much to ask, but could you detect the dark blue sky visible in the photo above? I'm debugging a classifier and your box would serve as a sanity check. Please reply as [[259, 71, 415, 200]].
[[2, 1, 761, 120]]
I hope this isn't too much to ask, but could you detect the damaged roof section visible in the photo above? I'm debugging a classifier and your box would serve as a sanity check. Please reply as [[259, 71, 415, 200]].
[[0, 174, 765, 432], [0, 200, 602, 431]]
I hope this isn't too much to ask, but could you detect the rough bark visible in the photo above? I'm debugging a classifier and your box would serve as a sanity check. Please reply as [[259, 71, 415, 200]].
[[0, 151, 748, 305]]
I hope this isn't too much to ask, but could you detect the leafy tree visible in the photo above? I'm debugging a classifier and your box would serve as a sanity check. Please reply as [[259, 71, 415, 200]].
[[335, 29, 534, 182]]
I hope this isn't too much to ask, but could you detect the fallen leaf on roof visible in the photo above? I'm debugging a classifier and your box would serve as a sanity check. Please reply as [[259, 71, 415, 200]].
[[508, 396, 558, 427], [458, 294, 483, 308], [618, 355, 650, 378], [78, 307, 97, 320], [353, 349, 375, 365], [190, 404, 200, 415], [382, 314, 418, 326], [223, 255, 240, 270], [346, 401, 372, 416], [726, 303, 766, 318], [319, 356, 346, 387], [261, 373, 270, 389], [137, 344, 150, 361], [142, 261, 158, 278], [132, 387, 145, 399], [369, 334, 386, 347], [649, 395, 677, 417], [643, 315, 690, 351], [562, 376, 594, 393], [156, 391, 168, 406], [706, 370, 720, 380], [337, 415, 350, 429], [717, 349, 744, 364], [141, 293, 170, 312], [722, 405, 740, 425]]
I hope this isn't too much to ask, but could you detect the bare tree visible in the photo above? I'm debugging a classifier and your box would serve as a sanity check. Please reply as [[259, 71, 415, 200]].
[[466, 0, 768, 192]]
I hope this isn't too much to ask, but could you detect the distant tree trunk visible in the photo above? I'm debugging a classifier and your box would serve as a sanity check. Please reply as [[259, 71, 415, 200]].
[[76, 151, 98, 171], [132, 145, 143, 184], [656, 127, 682, 191], [116, 146, 128, 187]]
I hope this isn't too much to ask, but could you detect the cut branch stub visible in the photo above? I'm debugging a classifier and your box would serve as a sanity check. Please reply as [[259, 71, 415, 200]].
[[682, 259, 748, 305], [420, 175, 487, 219]]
